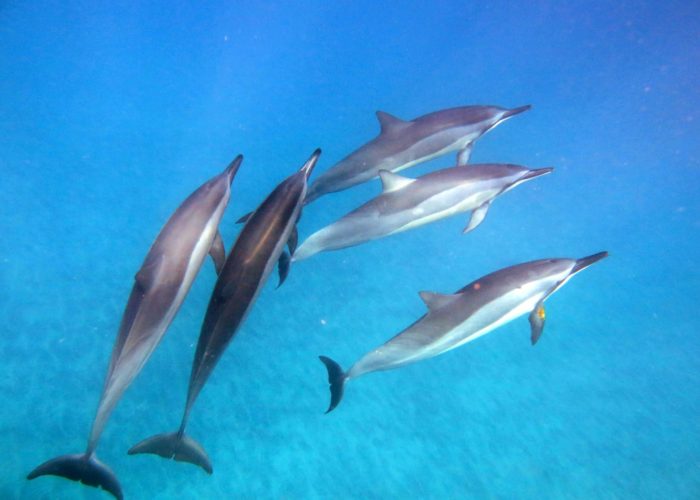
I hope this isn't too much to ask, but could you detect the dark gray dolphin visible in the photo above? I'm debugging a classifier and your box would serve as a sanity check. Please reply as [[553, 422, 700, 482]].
[[304, 104, 531, 203], [319, 252, 608, 413], [293, 164, 552, 261], [128, 149, 321, 473], [27, 156, 244, 499]]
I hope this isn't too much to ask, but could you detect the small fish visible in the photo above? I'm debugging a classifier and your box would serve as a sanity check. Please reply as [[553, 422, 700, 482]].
[[319, 252, 608, 413], [305, 104, 531, 203]]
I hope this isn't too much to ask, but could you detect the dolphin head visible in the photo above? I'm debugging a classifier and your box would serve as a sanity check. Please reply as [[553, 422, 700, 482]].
[[496, 165, 553, 194]]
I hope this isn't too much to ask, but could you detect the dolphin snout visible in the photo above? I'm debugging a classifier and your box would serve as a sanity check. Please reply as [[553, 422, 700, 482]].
[[523, 167, 554, 180], [226, 155, 244, 184], [301, 148, 322, 180], [572, 251, 608, 274], [503, 104, 532, 119]]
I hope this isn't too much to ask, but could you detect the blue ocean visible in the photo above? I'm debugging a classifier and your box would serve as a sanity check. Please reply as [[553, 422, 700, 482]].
[[2, 1, 699, 498]]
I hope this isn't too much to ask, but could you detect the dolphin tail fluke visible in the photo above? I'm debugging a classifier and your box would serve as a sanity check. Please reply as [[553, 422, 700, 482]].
[[128, 432, 212, 474], [27, 453, 123, 500], [319, 356, 347, 413]]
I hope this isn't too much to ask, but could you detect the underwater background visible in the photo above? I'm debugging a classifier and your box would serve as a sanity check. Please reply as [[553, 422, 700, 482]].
[[1, 1, 699, 498]]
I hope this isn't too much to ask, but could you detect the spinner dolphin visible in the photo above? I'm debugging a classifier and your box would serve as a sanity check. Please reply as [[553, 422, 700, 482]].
[[320, 252, 608, 413], [305, 104, 531, 203], [27, 156, 244, 499], [294, 164, 552, 261], [128, 150, 321, 473]]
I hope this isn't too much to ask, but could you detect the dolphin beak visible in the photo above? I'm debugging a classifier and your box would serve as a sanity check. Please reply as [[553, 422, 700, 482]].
[[300, 148, 322, 180], [225, 154, 244, 185], [572, 251, 609, 274], [502, 104, 532, 119], [522, 167, 554, 180]]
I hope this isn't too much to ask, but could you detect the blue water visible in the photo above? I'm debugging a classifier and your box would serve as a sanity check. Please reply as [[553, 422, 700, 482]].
[[2, 1, 699, 498]]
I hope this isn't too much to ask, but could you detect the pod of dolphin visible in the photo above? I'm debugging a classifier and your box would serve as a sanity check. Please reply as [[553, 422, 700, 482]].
[[28, 104, 608, 498]]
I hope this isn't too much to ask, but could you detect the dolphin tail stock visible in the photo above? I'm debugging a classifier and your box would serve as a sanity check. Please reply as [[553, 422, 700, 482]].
[[27, 453, 123, 500], [127, 431, 212, 474], [319, 356, 348, 413]]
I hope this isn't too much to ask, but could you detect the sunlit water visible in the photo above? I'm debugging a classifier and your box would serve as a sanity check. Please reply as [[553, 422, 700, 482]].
[[1, 1, 699, 498]]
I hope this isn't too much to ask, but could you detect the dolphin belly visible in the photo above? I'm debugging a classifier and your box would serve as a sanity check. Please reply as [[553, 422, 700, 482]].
[[389, 185, 499, 235], [393, 127, 483, 172]]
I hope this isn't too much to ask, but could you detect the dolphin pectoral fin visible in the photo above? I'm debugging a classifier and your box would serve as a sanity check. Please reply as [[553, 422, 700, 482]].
[[288, 226, 298, 256], [135, 253, 165, 291], [319, 356, 347, 413], [418, 291, 460, 311], [209, 231, 225, 275], [128, 432, 212, 474], [529, 300, 546, 345], [236, 211, 252, 224], [463, 201, 491, 234], [27, 453, 123, 500], [277, 251, 291, 289], [457, 142, 473, 165]]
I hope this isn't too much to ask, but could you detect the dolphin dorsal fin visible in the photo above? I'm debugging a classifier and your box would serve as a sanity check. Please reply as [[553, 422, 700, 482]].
[[419, 291, 460, 311], [376, 110, 407, 134], [379, 170, 415, 193]]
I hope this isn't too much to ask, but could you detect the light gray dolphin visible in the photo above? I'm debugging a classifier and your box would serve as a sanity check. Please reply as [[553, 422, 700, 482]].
[[27, 155, 243, 499], [128, 150, 321, 473], [319, 252, 608, 413], [304, 104, 531, 204], [293, 164, 552, 261]]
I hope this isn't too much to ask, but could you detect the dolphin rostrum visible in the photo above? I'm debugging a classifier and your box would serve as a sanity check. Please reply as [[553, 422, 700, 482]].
[[319, 252, 608, 413], [304, 104, 531, 204], [293, 164, 552, 261], [27, 156, 244, 499], [128, 149, 321, 473]]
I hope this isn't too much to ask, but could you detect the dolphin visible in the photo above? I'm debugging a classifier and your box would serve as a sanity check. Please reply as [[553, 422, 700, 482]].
[[319, 252, 608, 413], [304, 104, 531, 204], [293, 164, 552, 261], [128, 149, 321, 473], [27, 156, 244, 499]]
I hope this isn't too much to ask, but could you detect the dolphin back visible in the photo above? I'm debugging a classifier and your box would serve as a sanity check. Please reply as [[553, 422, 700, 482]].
[[128, 431, 212, 474], [27, 453, 123, 500]]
